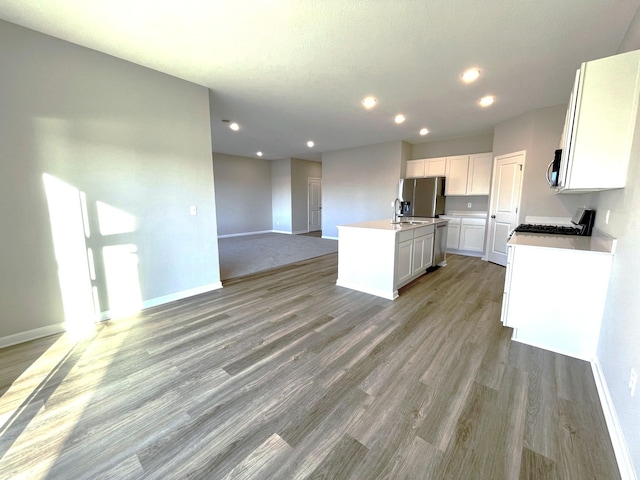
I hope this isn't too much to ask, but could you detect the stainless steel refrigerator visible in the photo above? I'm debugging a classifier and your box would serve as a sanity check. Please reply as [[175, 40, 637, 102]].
[[398, 177, 446, 217]]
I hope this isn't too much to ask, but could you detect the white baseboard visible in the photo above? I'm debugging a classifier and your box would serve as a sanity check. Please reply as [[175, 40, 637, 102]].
[[142, 282, 223, 310], [0, 283, 224, 348], [322, 235, 339, 240], [591, 358, 637, 480], [0, 323, 66, 349], [218, 230, 273, 238], [271, 229, 292, 235]]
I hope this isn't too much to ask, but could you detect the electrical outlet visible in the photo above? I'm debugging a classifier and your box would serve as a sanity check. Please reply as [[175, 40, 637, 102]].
[[630, 368, 637, 397], [467, 202, 472, 208]]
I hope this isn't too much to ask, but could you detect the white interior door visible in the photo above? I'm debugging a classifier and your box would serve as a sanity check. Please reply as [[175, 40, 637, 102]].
[[308, 177, 322, 232], [487, 151, 525, 266]]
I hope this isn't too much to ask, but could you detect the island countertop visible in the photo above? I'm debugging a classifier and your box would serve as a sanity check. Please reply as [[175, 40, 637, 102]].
[[338, 217, 449, 232]]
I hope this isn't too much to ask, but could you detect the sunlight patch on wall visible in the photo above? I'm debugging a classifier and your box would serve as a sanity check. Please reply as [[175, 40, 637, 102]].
[[96, 201, 136, 236], [43, 174, 97, 339]]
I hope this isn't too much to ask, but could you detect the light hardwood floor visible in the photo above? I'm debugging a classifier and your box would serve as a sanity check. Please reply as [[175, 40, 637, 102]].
[[0, 254, 620, 479]]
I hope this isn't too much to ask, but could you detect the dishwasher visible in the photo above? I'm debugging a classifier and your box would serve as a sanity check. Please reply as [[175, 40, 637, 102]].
[[432, 222, 448, 267]]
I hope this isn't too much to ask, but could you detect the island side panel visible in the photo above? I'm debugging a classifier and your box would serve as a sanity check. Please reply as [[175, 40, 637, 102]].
[[336, 226, 398, 300]]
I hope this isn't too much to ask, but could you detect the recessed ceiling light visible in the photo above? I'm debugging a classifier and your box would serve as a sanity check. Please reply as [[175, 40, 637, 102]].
[[479, 95, 495, 107], [229, 122, 240, 131], [461, 68, 481, 83], [394, 114, 406, 124], [307, 141, 315, 148], [256, 151, 263, 157], [362, 96, 377, 109], [419, 128, 429, 136]]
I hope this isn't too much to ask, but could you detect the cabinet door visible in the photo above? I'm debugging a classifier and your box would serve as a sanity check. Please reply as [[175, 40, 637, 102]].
[[560, 50, 640, 191], [445, 155, 470, 195], [397, 240, 413, 285], [447, 223, 461, 249], [467, 153, 492, 195], [412, 233, 434, 276], [426, 157, 446, 176], [406, 160, 425, 178], [460, 219, 486, 252]]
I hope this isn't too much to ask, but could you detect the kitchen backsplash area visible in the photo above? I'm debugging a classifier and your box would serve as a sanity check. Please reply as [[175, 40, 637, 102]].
[[444, 195, 489, 213]]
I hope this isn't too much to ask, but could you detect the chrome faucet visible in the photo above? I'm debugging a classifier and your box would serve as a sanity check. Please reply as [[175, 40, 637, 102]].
[[392, 198, 401, 223]]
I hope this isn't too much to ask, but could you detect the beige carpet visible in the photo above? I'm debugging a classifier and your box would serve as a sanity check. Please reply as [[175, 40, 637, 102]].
[[218, 232, 337, 280]]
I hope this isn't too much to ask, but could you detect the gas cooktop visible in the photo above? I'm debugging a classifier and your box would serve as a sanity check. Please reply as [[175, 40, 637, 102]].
[[514, 224, 583, 235]]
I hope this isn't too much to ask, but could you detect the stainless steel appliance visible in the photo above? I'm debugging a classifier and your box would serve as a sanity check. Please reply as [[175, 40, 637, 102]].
[[546, 149, 562, 186], [432, 222, 448, 265], [514, 207, 595, 236], [398, 177, 446, 218]]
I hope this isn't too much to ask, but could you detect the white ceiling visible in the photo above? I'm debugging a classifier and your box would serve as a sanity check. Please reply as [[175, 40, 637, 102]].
[[0, 0, 638, 161]]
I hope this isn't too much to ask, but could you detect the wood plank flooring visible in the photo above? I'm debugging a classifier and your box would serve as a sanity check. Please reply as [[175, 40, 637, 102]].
[[0, 254, 621, 479]]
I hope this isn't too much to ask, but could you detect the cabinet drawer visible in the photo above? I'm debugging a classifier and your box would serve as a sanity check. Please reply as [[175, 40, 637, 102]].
[[398, 229, 414, 243], [413, 225, 434, 237]]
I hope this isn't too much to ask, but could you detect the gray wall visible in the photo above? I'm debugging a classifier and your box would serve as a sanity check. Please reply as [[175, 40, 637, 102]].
[[591, 26, 640, 475], [493, 105, 593, 220], [0, 21, 220, 344], [322, 141, 406, 238], [411, 133, 494, 159], [291, 158, 322, 233], [213, 153, 273, 236]]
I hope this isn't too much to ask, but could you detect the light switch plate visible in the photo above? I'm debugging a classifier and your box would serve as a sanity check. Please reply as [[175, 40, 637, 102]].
[[190, 205, 197, 216]]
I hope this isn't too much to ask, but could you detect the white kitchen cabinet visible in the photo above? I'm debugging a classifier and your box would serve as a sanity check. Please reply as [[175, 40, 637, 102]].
[[397, 238, 414, 286], [406, 157, 446, 178], [444, 153, 492, 195], [426, 157, 447, 176], [501, 234, 614, 360], [444, 155, 470, 195], [444, 217, 461, 249], [556, 49, 640, 192], [406, 159, 425, 178], [412, 230, 434, 276], [440, 214, 485, 257], [467, 153, 492, 195], [459, 218, 486, 252]]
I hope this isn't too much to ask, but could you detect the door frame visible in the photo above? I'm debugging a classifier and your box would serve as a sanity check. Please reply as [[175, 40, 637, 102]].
[[483, 150, 526, 264]]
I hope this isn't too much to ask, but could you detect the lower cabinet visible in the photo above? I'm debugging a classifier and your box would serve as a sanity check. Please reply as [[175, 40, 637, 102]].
[[397, 237, 414, 286], [396, 225, 436, 289], [501, 242, 612, 360], [412, 231, 434, 276], [459, 218, 485, 252], [441, 215, 486, 256], [446, 218, 461, 249]]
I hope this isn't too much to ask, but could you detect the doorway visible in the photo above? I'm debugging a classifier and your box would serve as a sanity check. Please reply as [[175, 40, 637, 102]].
[[486, 151, 526, 266]]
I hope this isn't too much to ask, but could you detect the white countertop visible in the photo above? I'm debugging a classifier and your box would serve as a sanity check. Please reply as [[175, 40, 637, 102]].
[[509, 230, 616, 254], [338, 217, 448, 232]]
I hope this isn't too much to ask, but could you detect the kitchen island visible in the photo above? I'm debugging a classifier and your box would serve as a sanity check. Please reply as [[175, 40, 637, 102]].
[[336, 218, 448, 300]]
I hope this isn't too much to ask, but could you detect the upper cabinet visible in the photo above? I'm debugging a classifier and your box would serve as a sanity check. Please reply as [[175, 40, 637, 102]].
[[406, 157, 446, 178], [406, 153, 492, 196], [444, 153, 493, 196], [556, 49, 640, 193], [426, 157, 447, 176], [406, 159, 425, 178]]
